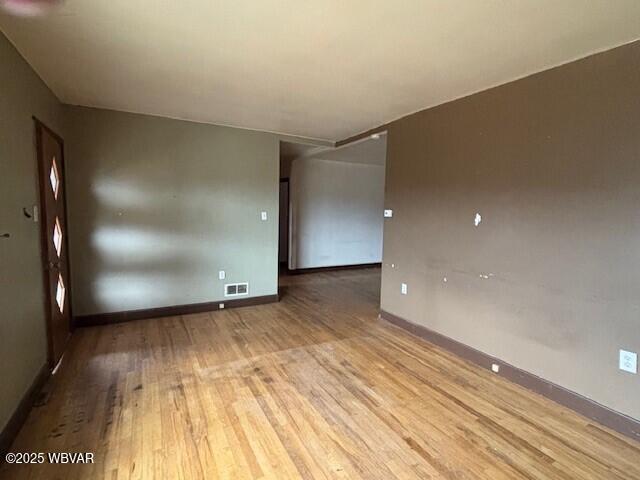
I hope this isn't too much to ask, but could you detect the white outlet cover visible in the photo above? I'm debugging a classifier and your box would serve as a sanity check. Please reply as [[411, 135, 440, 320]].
[[261, 211, 268, 221], [491, 363, 500, 373], [384, 209, 393, 218], [219, 303, 225, 309], [218, 270, 226, 280], [619, 349, 637, 374], [401, 283, 408, 295]]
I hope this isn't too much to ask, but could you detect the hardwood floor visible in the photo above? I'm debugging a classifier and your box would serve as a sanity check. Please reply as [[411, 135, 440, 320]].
[[3, 267, 639, 479]]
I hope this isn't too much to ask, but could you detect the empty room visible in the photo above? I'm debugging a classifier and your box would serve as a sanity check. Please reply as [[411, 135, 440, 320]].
[[1, 1, 640, 479]]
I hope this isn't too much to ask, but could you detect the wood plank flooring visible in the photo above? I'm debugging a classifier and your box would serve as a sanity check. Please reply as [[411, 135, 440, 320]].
[[2, 267, 639, 479]]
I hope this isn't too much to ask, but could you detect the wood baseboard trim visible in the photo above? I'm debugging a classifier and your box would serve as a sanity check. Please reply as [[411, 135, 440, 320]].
[[287, 263, 382, 275], [380, 310, 640, 443], [0, 363, 50, 459], [75, 294, 279, 327]]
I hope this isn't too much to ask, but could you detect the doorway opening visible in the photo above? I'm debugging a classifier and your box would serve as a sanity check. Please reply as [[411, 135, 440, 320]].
[[279, 177, 289, 271], [278, 133, 388, 301]]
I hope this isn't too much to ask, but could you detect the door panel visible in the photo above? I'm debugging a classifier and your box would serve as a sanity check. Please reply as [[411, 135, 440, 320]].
[[35, 120, 71, 367]]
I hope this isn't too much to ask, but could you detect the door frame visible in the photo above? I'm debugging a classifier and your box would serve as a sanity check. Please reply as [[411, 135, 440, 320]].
[[34, 117, 74, 369], [278, 177, 290, 270]]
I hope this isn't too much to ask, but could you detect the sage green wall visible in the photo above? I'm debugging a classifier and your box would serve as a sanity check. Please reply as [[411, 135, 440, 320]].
[[0, 32, 65, 431], [63, 106, 280, 315], [381, 41, 640, 420]]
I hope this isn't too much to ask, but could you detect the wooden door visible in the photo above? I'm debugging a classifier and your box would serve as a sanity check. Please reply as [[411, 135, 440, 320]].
[[35, 120, 71, 368]]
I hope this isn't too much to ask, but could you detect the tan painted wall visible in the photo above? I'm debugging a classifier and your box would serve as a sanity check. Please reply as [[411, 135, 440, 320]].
[[0, 33, 65, 430], [289, 158, 385, 269], [381, 41, 640, 420], [63, 106, 280, 315]]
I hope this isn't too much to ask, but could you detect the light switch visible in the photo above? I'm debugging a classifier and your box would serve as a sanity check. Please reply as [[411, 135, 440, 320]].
[[218, 270, 226, 280], [261, 211, 268, 221], [401, 283, 408, 295]]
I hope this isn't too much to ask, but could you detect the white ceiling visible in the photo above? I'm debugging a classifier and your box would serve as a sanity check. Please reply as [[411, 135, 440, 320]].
[[2, 1, 640, 141], [280, 142, 317, 163]]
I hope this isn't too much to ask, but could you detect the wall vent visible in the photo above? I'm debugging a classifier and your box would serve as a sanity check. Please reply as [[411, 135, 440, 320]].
[[225, 282, 249, 297]]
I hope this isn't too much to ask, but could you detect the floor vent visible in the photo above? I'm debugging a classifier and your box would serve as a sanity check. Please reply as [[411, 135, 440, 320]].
[[225, 282, 249, 297]]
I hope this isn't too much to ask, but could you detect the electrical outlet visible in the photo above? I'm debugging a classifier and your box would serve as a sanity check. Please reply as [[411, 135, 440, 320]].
[[619, 349, 637, 374], [261, 211, 268, 221], [384, 209, 393, 218], [218, 270, 225, 280], [219, 303, 225, 309], [491, 364, 500, 373], [401, 283, 408, 295]]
